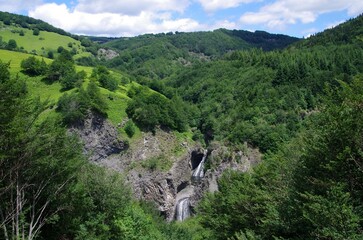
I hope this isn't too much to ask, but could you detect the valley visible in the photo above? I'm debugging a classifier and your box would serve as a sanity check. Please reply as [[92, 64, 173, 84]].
[[0, 10, 363, 240]]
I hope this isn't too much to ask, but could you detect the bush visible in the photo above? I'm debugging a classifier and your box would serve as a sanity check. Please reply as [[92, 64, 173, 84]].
[[126, 88, 187, 132], [92, 66, 119, 91], [86, 79, 108, 115], [124, 120, 136, 138], [47, 50, 75, 82], [99, 73, 118, 91], [48, 50, 54, 59], [57, 46, 64, 53], [7, 39, 17, 50], [60, 70, 86, 90], [20, 56, 48, 76], [57, 89, 90, 125], [33, 28, 40, 36]]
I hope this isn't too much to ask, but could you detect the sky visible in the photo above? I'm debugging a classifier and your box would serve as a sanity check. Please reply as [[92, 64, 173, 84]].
[[1, 0, 362, 38]]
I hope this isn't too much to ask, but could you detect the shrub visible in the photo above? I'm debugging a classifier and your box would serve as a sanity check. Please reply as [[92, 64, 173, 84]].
[[124, 120, 136, 138], [7, 39, 17, 50], [33, 28, 40, 36], [20, 56, 48, 76]]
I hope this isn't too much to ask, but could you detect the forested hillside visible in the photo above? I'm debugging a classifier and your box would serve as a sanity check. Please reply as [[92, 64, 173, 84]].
[[190, 15, 363, 239], [1, 11, 363, 240], [103, 29, 299, 80]]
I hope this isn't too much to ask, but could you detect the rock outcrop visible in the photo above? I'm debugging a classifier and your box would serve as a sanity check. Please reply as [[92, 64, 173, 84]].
[[97, 48, 119, 60], [69, 113, 127, 162], [74, 118, 261, 221]]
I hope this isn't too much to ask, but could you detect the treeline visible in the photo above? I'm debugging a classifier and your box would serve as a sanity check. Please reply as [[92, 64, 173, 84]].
[[0, 11, 70, 37], [103, 29, 299, 80], [295, 13, 363, 47], [0, 11, 100, 58]]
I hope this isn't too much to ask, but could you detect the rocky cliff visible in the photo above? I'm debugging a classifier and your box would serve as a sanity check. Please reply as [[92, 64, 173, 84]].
[[72, 114, 261, 221], [69, 112, 127, 162]]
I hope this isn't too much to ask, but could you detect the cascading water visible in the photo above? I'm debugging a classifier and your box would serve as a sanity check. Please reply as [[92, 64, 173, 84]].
[[175, 197, 190, 221], [192, 150, 207, 180]]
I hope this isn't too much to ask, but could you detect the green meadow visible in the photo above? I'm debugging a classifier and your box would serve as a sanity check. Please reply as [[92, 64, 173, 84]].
[[0, 49, 135, 137], [0, 24, 91, 58]]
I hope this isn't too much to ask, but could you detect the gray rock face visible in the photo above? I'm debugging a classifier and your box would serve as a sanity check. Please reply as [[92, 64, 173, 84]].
[[97, 48, 119, 60], [75, 121, 261, 221], [125, 142, 196, 221], [69, 113, 126, 162]]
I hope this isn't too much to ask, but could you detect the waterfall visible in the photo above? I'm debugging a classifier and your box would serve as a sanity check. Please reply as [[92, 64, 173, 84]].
[[192, 150, 207, 180], [175, 197, 190, 221]]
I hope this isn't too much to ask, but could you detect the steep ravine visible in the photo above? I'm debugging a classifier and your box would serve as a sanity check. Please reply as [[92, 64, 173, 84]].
[[71, 113, 261, 221]]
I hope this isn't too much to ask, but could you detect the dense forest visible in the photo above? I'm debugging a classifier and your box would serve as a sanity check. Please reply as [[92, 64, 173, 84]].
[[0, 10, 363, 240], [103, 28, 299, 80]]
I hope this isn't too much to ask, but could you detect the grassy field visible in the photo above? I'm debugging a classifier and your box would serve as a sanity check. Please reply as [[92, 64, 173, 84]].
[[0, 49, 135, 137], [0, 24, 91, 59]]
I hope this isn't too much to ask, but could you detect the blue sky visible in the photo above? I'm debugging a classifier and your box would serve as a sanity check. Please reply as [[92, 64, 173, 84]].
[[0, 0, 362, 37]]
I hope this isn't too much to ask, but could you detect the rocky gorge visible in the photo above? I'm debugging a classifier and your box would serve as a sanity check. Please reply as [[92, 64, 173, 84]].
[[71, 113, 261, 221]]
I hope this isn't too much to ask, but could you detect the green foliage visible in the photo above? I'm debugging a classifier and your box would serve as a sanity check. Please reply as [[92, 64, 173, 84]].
[[141, 155, 173, 172], [80, 37, 92, 47], [57, 46, 65, 53], [104, 29, 298, 80], [197, 78, 363, 239], [300, 185, 360, 239], [47, 50, 54, 59], [0, 10, 71, 37], [167, 41, 363, 151], [0, 61, 84, 239], [20, 56, 48, 76], [126, 87, 187, 132], [91, 65, 119, 91], [124, 120, 136, 137], [59, 71, 80, 90], [114, 204, 164, 239], [295, 13, 363, 47], [33, 28, 40, 36], [57, 89, 90, 125], [47, 50, 75, 82], [57, 80, 108, 125], [86, 79, 108, 114], [7, 39, 17, 49]]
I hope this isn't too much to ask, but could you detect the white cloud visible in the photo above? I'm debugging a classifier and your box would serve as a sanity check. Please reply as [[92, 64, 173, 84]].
[[0, 0, 42, 13], [210, 20, 238, 29], [197, 0, 260, 12], [301, 27, 318, 38], [28, 3, 204, 36], [75, 0, 190, 15], [326, 20, 344, 29], [240, 0, 363, 30]]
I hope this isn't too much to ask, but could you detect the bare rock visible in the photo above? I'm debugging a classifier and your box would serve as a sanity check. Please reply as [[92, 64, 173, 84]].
[[69, 113, 126, 162], [97, 48, 119, 60]]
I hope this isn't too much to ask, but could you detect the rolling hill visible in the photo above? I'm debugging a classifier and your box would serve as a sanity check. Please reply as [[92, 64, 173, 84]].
[[1, 10, 363, 240], [102, 28, 299, 80]]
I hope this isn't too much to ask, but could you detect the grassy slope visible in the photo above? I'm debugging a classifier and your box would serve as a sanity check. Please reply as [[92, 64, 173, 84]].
[[0, 48, 192, 146], [0, 49, 132, 135], [0, 23, 91, 59]]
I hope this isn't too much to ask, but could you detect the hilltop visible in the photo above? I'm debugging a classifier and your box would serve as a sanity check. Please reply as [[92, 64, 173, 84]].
[[103, 28, 299, 80], [0, 11, 97, 60]]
